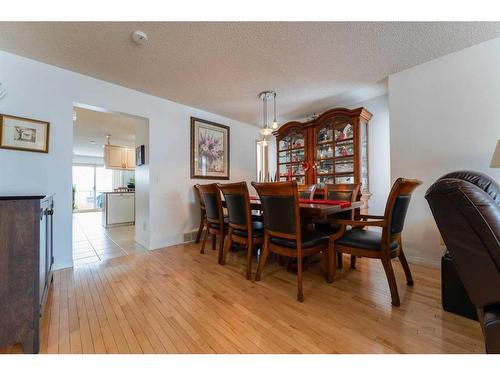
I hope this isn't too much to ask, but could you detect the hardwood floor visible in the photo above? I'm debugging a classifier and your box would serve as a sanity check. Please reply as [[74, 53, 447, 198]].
[[0, 242, 485, 354]]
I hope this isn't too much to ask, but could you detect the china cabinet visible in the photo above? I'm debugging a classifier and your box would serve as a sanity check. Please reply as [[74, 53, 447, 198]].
[[274, 107, 372, 201]]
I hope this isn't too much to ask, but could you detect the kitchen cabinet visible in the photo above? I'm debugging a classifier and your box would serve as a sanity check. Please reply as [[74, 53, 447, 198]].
[[104, 145, 135, 170], [102, 192, 135, 227]]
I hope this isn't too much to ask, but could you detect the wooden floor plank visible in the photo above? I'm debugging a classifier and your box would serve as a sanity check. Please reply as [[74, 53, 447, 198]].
[[0, 242, 486, 354]]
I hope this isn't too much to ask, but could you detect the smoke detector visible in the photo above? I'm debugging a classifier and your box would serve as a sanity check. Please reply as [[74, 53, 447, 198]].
[[132, 30, 148, 45]]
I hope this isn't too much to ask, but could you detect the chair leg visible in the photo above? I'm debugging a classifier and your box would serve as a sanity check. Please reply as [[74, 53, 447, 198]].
[[381, 256, 400, 306], [327, 244, 336, 283], [211, 233, 216, 250], [255, 237, 269, 282], [195, 217, 205, 244], [218, 234, 225, 264], [200, 225, 209, 254], [337, 252, 343, 269], [350, 255, 357, 269], [321, 251, 328, 278], [278, 255, 285, 266], [220, 231, 232, 265], [297, 255, 304, 302], [246, 241, 253, 280], [398, 242, 414, 286]]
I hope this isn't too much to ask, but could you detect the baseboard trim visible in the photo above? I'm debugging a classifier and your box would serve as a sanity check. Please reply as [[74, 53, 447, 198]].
[[405, 255, 440, 269], [53, 261, 74, 271]]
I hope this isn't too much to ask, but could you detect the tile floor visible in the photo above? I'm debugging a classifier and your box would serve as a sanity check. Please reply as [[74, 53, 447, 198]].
[[72, 211, 146, 266]]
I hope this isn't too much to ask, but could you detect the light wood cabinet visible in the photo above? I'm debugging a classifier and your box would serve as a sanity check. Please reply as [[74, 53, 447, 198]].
[[104, 145, 135, 170]]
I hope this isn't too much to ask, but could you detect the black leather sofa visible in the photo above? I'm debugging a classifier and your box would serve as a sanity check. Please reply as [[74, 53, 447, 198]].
[[425, 170, 500, 354]]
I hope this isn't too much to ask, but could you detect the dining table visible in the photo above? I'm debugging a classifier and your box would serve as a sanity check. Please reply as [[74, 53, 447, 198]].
[[225, 197, 363, 272], [246, 197, 363, 220]]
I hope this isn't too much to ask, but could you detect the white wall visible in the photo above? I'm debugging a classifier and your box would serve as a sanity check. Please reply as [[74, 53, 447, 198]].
[[0, 50, 258, 269], [350, 95, 391, 215], [389, 37, 500, 267], [72, 154, 104, 165], [134, 118, 149, 247]]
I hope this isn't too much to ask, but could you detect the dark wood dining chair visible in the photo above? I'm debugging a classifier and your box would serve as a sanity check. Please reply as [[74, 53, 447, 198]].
[[298, 184, 317, 200], [322, 183, 361, 268], [323, 183, 361, 208], [329, 178, 422, 306], [193, 184, 207, 244], [251, 181, 332, 302], [217, 182, 264, 279], [197, 183, 227, 263]]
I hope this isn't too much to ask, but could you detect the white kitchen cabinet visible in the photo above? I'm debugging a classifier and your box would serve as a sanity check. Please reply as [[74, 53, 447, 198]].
[[104, 145, 135, 170], [102, 192, 135, 227]]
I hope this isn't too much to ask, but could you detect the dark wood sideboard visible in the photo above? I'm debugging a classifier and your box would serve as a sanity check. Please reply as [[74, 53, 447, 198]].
[[0, 195, 54, 353]]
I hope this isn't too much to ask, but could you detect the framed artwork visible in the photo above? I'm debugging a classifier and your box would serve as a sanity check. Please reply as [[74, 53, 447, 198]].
[[136, 145, 145, 166], [0, 114, 50, 153], [190, 117, 230, 180]]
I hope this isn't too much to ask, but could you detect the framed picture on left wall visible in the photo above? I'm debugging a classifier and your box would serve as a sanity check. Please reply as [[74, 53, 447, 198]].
[[0, 114, 50, 153], [190, 117, 230, 180]]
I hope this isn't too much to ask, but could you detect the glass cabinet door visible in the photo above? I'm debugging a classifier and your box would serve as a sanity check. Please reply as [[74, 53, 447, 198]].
[[314, 116, 355, 186], [277, 127, 306, 183], [359, 119, 369, 192]]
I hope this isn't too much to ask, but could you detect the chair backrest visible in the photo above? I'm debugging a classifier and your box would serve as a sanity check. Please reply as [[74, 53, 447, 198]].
[[425, 171, 500, 308], [324, 183, 360, 202], [298, 184, 317, 200], [217, 182, 252, 235], [382, 178, 422, 238], [439, 170, 500, 205], [251, 181, 300, 241], [194, 184, 205, 210], [197, 183, 224, 226]]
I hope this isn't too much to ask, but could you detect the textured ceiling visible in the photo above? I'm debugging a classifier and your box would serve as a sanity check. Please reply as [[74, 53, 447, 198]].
[[73, 107, 145, 157], [1, 22, 500, 125]]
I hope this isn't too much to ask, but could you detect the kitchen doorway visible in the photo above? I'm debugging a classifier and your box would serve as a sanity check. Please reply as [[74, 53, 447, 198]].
[[71, 104, 149, 265]]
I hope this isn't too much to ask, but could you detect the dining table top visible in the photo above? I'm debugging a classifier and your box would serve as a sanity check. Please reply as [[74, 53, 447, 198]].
[[247, 198, 363, 218]]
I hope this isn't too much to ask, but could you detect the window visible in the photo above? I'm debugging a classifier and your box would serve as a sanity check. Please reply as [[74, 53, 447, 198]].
[[72, 165, 113, 211], [256, 140, 269, 181]]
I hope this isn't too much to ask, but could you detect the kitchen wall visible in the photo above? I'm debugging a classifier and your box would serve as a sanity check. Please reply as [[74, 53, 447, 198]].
[[0, 50, 259, 269], [389, 37, 500, 267]]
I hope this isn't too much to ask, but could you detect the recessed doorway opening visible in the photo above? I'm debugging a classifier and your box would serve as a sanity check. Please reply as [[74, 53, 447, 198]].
[[72, 104, 149, 266]]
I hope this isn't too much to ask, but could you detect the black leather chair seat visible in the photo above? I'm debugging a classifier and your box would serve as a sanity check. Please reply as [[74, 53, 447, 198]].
[[484, 304, 500, 353], [252, 214, 264, 222], [335, 228, 398, 250], [209, 217, 228, 229], [232, 221, 264, 238], [270, 230, 329, 248]]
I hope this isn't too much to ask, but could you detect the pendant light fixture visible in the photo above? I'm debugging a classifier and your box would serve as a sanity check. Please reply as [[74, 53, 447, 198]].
[[259, 90, 278, 141]]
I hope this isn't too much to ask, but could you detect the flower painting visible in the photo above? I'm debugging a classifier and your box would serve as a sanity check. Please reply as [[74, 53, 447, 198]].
[[190, 117, 230, 179]]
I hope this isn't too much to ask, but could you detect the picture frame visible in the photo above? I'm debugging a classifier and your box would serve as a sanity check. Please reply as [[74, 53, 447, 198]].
[[136, 144, 145, 166], [190, 117, 230, 180], [0, 114, 50, 153]]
